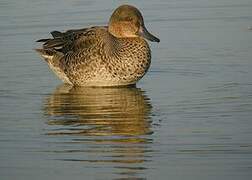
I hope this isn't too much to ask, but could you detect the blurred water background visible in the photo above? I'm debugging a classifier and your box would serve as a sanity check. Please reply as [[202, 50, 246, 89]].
[[0, 0, 252, 179]]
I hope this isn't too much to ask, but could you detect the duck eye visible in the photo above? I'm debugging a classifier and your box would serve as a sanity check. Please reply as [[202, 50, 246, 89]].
[[125, 17, 133, 21]]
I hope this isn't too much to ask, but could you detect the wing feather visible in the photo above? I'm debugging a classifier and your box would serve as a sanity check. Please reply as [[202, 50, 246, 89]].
[[36, 27, 107, 54]]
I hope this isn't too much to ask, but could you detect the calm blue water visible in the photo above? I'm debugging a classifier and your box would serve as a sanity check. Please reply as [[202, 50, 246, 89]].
[[1, 0, 252, 179]]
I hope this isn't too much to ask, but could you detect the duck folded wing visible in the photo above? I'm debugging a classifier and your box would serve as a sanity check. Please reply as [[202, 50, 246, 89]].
[[36, 27, 107, 55]]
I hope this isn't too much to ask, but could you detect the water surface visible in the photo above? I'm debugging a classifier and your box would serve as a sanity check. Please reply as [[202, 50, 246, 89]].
[[1, 0, 252, 179]]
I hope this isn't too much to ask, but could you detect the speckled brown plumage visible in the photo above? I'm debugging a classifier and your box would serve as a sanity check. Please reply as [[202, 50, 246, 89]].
[[36, 5, 159, 86]]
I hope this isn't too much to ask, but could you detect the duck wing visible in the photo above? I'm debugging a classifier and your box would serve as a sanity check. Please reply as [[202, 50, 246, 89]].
[[36, 26, 112, 85], [37, 26, 107, 54]]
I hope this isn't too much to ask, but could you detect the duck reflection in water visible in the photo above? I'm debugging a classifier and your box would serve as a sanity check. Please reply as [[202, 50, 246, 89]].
[[43, 84, 153, 179]]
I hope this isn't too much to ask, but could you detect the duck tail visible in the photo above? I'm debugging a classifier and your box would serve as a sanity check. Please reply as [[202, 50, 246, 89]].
[[35, 48, 56, 62], [36, 31, 64, 49]]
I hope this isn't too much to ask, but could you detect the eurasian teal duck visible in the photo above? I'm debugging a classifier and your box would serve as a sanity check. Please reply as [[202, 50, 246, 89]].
[[36, 4, 159, 86]]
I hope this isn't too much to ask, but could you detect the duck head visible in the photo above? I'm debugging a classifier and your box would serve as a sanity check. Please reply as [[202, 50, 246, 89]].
[[108, 5, 160, 42]]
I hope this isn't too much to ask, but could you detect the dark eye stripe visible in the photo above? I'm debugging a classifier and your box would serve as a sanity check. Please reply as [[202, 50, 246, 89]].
[[125, 17, 133, 21]]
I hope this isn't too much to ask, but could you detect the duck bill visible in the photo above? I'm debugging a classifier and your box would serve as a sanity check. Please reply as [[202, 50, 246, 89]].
[[139, 25, 160, 42]]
